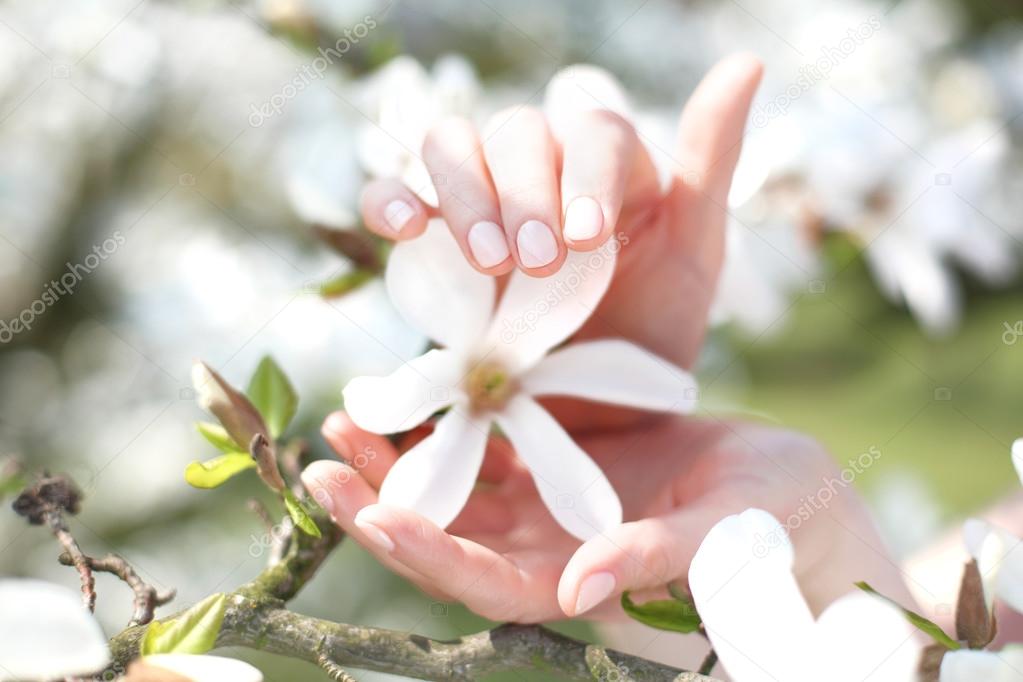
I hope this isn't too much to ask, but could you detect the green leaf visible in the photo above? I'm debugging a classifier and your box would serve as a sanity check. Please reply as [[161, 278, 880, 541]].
[[184, 453, 256, 489], [316, 269, 375, 298], [141, 593, 227, 655], [621, 590, 702, 634], [284, 489, 321, 538], [246, 356, 298, 439], [856, 582, 960, 650], [196, 421, 241, 453]]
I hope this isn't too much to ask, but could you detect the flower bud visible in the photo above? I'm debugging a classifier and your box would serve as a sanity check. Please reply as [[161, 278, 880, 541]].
[[191, 362, 268, 450]]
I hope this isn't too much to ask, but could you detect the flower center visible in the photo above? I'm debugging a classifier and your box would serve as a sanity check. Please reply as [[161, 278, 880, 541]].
[[464, 360, 517, 414]]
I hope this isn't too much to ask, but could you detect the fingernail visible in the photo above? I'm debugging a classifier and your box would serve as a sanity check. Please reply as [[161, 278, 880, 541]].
[[383, 200, 415, 233], [563, 196, 604, 242], [516, 220, 558, 268], [467, 221, 510, 268], [575, 571, 615, 615], [355, 514, 395, 553]]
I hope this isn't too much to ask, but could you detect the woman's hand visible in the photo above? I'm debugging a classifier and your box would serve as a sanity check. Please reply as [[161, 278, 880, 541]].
[[359, 53, 763, 371], [303, 412, 913, 623]]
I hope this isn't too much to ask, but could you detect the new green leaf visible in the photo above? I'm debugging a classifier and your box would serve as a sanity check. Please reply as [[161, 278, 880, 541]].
[[621, 591, 702, 634], [284, 489, 321, 538], [141, 593, 228, 655], [246, 356, 297, 439], [856, 582, 960, 650], [196, 421, 240, 453], [184, 453, 256, 489]]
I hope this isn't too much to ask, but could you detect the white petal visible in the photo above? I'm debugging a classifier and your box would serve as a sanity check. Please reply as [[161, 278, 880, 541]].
[[520, 339, 698, 413], [142, 654, 263, 682], [544, 64, 631, 140], [964, 519, 1023, 614], [815, 592, 920, 682], [385, 220, 495, 350], [941, 647, 1023, 681], [493, 395, 621, 540], [343, 349, 465, 434], [688, 509, 815, 682], [0, 579, 109, 681], [484, 246, 617, 372], [1012, 439, 1023, 488], [378, 407, 490, 529]]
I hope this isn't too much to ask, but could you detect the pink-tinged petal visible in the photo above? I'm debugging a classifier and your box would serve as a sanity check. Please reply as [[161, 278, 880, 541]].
[[0, 579, 110, 681], [520, 339, 698, 413], [688, 509, 815, 682], [493, 395, 621, 541], [483, 247, 617, 372], [139, 654, 263, 682], [1012, 439, 1023, 488], [941, 647, 1023, 681], [378, 407, 490, 530], [343, 349, 465, 434], [815, 592, 921, 682], [963, 519, 1023, 614], [386, 220, 495, 350]]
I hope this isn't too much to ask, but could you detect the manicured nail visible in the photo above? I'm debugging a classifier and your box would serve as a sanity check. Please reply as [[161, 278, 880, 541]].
[[354, 514, 395, 553], [563, 196, 604, 242], [383, 200, 415, 233], [574, 571, 615, 615], [468, 221, 510, 268], [516, 220, 558, 268]]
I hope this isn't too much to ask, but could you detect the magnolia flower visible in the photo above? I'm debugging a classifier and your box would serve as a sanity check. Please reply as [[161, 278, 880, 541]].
[[0, 578, 110, 681], [342, 222, 698, 540], [127, 654, 263, 682], [689, 509, 921, 681], [356, 55, 479, 205]]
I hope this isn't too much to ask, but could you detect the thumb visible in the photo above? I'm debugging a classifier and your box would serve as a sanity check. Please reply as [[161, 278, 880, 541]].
[[672, 52, 764, 206], [557, 498, 741, 617]]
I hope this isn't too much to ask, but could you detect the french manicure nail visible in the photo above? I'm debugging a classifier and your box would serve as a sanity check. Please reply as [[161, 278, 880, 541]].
[[575, 571, 615, 615], [355, 516, 396, 553], [383, 200, 415, 233], [468, 221, 510, 268], [563, 196, 604, 242], [516, 220, 558, 268]]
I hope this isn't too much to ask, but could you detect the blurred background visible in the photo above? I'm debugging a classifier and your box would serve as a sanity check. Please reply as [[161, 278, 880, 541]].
[[0, 0, 1020, 679]]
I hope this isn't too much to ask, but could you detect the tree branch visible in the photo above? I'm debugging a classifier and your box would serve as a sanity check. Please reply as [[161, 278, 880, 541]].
[[58, 552, 176, 627], [102, 510, 718, 681]]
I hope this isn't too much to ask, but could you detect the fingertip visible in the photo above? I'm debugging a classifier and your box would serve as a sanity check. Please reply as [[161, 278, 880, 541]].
[[716, 51, 764, 84], [360, 179, 430, 240], [300, 460, 346, 516], [321, 412, 355, 459], [558, 560, 619, 617]]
